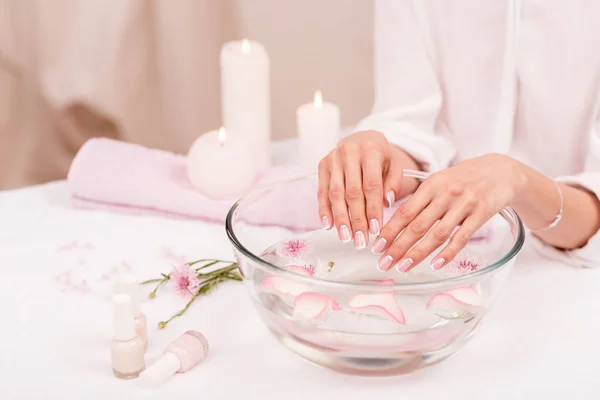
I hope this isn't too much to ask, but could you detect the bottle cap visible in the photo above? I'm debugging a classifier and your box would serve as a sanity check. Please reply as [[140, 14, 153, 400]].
[[113, 294, 136, 341], [137, 352, 181, 387], [115, 274, 141, 317]]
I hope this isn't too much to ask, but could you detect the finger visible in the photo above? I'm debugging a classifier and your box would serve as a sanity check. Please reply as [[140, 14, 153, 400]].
[[341, 142, 369, 249], [402, 199, 474, 272], [361, 144, 384, 237], [317, 157, 333, 229], [371, 182, 434, 257], [432, 213, 488, 269], [382, 156, 403, 208], [379, 198, 448, 272], [328, 149, 352, 243]]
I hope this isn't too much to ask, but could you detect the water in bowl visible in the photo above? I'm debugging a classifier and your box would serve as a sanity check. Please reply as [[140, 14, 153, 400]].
[[251, 229, 490, 375]]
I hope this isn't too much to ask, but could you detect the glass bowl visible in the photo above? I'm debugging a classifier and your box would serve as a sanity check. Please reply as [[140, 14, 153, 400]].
[[226, 171, 524, 376]]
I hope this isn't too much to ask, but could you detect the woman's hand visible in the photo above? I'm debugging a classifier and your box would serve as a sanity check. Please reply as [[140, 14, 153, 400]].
[[373, 153, 527, 273], [318, 130, 421, 249]]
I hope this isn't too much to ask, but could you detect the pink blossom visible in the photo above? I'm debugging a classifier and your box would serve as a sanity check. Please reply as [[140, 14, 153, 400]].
[[277, 239, 312, 258], [170, 264, 200, 298], [448, 252, 486, 274]]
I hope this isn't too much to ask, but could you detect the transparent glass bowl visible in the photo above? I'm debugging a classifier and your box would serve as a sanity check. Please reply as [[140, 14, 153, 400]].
[[226, 171, 524, 376]]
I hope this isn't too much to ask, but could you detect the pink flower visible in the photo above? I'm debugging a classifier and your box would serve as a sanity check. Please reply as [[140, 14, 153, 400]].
[[448, 252, 486, 274], [170, 264, 200, 298], [277, 239, 312, 258]]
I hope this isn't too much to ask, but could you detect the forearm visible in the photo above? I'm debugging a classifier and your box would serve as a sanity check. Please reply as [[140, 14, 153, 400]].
[[511, 162, 600, 250]]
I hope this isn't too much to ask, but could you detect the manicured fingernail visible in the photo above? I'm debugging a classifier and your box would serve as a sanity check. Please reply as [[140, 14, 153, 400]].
[[321, 216, 331, 229], [386, 190, 395, 208], [431, 257, 445, 270], [395, 258, 414, 273], [339, 225, 351, 243], [377, 255, 394, 271], [369, 219, 380, 235], [371, 237, 387, 255], [354, 231, 366, 249]]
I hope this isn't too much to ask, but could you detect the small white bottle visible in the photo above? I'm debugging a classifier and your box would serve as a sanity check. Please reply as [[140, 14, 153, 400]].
[[111, 294, 145, 379], [116, 274, 148, 351]]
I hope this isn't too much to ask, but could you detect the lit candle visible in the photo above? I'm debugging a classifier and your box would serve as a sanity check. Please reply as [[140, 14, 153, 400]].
[[297, 90, 341, 170], [187, 127, 258, 199], [220, 39, 271, 169]]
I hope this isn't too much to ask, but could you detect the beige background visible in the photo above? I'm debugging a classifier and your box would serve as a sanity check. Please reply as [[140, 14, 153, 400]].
[[0, 0, 373, 189]]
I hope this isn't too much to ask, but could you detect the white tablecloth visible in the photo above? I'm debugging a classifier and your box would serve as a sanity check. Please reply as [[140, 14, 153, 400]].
[[1, 159, 600, 399]]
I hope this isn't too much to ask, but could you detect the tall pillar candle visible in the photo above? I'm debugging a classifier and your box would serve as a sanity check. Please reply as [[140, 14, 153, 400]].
[[297, 90, 341, 170], [220, 39, 271, 169]]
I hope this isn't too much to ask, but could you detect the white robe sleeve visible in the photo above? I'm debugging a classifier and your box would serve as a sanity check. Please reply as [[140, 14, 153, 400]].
[[353, 0, 456, 173], [532, 122, 600, 268]]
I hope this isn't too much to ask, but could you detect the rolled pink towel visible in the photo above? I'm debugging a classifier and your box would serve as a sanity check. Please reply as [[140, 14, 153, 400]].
[[67, 138, 317, 229]]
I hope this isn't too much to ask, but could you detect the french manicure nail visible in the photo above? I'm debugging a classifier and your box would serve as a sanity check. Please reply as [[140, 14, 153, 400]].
[[386, 190, 395, 208], [340, 225, 351, 243], [431, 257, 445, 270], [354, 231, 366, 249], [377, 255, 394, 271], [321, 216, 331, 229], [371, 237, 387, 255], [369, 219, 380, 235], [395, 258, 414, 273]]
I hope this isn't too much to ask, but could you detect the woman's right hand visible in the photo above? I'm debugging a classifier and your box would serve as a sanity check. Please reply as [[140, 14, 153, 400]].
[[317, 130, 421, 249]]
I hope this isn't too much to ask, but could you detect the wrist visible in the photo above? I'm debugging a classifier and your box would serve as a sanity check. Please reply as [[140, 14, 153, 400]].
[[388, 144, 423, 172], [507, 157, 531, 206]]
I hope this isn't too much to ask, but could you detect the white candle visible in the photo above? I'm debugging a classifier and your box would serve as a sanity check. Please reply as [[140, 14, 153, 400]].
[[297, 90, 341, 170], [187, 127, 258, 200], [220, 39, 271, 169]]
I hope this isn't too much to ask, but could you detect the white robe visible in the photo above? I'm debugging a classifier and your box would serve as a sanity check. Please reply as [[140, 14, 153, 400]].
[[356, 0, 600, 267]]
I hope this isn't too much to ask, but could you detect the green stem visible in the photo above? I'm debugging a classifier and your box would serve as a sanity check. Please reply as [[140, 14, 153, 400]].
[[194, 260, 219, 271], [226, 273, 243, 281], [159, 275, 231, 328], [148, 277, 169, 299], [195, 264, 238, 278], [187, 259, 233, 267], [159, 293, 201, 328]]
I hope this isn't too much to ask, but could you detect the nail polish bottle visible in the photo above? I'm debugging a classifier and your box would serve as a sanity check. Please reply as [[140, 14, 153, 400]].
[[116, 274, 148, 351], [138, 330, 209, 387], [111, 294, 145, 379]]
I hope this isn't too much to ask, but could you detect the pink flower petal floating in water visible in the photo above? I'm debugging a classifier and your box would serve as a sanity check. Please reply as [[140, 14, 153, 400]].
[[259, 276, 311, 302], [426, 286, 483, 316], [284, 264, 315, 277], [348, 279, 406, 324], [292, 292, 341, 324], [277, 239, 312, 258]]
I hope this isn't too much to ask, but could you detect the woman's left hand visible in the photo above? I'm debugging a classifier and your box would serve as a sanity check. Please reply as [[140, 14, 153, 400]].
[[373, 153, 527, 273]]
